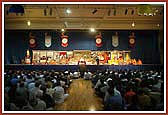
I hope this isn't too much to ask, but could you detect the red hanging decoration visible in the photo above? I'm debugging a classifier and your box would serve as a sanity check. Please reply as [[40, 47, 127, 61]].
[[129, 32, 135, 48], [29, 32, 36, 48], [61, 32, 68, 47], [95, 32, 102, 47]]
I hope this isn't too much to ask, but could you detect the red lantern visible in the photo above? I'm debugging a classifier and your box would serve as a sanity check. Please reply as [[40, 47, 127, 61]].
[[129, 32, 135, 48], [95, 32, 102, 47], [29, 32, 36, 48], [61, 32, 68, 47]]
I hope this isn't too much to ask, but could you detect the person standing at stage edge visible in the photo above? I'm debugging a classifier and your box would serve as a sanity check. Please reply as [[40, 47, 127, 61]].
[[96, 56, 99, 65]]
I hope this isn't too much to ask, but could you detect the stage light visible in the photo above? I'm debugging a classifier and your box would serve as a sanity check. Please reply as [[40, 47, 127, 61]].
[[157, 24, 160, 27], [27, 20, 31, 26], [90, 28, 95, 32], [61, 28, 65, 32], [149, 13, 153, 16], [66, 9, 71, 14], [144, 13, 147, 16], [132, 22, 135, 27], [92, 8, 97, 14]]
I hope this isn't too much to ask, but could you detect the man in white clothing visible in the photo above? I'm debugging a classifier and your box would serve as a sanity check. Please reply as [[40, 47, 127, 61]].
[[53, 81, 69, 104]]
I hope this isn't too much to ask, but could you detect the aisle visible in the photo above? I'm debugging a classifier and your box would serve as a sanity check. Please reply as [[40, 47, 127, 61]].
[[55, 78, 104, 111]]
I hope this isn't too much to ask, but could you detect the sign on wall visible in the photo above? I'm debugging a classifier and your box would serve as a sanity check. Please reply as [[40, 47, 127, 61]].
[[29, 32, 36, 48], [95, 32, 102, 47], [129, 32, 136, 48], [61, 32, 68, 47]]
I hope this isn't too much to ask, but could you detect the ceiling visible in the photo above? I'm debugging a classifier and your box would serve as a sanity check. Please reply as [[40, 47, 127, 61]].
[[4, 4, 164, 30]]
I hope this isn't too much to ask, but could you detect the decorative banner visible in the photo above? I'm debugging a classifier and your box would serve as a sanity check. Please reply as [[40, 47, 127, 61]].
[[29, 32, 36, 48], [61, 32, 68, 47], [45, 33, 51, 47], [112, 32, 119, 47], [95, 32, 102, 47], [129, 32, 135, 48]]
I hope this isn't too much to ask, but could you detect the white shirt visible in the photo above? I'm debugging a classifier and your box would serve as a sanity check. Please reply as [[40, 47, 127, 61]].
[[53, 86, 65, 104]]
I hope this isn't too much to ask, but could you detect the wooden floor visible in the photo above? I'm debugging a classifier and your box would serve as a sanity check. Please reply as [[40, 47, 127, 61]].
[[55, 78, 104, 111]]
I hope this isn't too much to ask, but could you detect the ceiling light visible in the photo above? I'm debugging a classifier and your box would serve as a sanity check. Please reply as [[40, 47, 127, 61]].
[[92, 8, 97, 14], [90, 28, 95, 32], [27, 20, 31, 26], [132, 22, 135, 27], [157, 24, 160, 27], [144, 13, 147, 16], [66, 9, 71, 14], [61, 28, 65, 32], [149, 13, 153, 16]]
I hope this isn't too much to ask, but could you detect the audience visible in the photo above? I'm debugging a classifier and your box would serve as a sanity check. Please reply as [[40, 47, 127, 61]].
[[4, 69, 164, 111]]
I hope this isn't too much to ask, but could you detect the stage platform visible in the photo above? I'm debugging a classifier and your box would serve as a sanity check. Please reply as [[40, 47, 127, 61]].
[[4, 64, 163, 72]]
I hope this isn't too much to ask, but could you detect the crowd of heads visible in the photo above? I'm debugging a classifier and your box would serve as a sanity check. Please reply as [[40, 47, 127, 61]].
[[4, 69, 71, 111], [4, 68, 164, 111], [92, 69, 164, 111]]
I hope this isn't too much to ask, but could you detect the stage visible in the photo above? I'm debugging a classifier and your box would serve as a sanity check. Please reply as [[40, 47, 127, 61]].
[[4, 64, 163, 72]]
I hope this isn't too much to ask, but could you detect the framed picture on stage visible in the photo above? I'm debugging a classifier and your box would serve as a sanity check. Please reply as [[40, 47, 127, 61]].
[[53, 51, 60, 64], [39, 51, 47, 64], [46, 51, 54, 64], [32, 50, 40, 64]]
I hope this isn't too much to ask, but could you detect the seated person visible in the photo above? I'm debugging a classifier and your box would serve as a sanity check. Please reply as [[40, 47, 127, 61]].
[[78, 58, 86, 65], [104, 87, 123, 111], [53, 81, 69, 104], [84, 71, 92, 80], [137, 59, 142, 65]]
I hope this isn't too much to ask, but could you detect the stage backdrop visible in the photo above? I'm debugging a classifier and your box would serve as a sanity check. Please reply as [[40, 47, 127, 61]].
[[4, 30, 160, 64]]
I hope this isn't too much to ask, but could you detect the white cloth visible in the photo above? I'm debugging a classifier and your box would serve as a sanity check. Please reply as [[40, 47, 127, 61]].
[[73, 72, 80, 78], [53, 86, 69, 104], [84, 72, 92, 80]]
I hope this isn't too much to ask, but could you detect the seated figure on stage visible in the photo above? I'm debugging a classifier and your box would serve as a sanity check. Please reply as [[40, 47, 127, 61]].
[[137, 59, 142, 65], [132, 59, 137, 65], [78, 57, 86, 65]]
